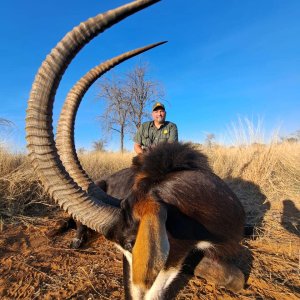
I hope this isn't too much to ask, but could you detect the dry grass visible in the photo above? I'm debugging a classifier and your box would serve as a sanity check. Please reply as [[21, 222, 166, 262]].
[[204, 142, 300, 299], [1, 141, 299, 235], [208, 142, 300, 198], [0, 147, 52, 221], [0, 141, 299, 299], [0, 149, 133, 222], [0, 147, 25, 176], [78, 150, 134, 181]]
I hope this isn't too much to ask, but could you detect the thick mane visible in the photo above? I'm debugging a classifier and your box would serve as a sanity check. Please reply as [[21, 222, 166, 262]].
[[133, 142, 211, 174], [131, 142, 212, 195]]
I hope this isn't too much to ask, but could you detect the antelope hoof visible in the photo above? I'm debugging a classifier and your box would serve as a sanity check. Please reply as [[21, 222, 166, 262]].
[[194, 257, 245, 293], [222, 270, 245, 293]]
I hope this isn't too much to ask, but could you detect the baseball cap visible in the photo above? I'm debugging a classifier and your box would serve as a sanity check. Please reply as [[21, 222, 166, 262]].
[[152, 102, 165, 111]]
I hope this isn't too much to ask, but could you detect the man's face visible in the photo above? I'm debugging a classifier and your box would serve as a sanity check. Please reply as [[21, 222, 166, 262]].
[[152, 108, 166, 124]]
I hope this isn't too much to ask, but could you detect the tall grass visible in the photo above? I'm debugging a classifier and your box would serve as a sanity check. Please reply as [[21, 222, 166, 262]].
[[208, 142, 300, 199], [0, 122, 299, 232], [0, 147, 50, 219], [202, 142, 299, 232], [0, 146, 25, 176], [1, 142, 299, 218], [0, 148, 134, 221], [204, 118, 299, 232], [78, 150, 134, 181], [223, 116, 280, 146]]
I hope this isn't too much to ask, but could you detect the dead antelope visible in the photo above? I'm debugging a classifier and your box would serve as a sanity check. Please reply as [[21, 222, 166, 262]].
[[26, 1, 246, 299], [56, 43, 165, 248]]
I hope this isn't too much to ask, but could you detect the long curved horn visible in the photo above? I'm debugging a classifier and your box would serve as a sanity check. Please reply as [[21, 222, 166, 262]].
[[56, 42, 166, 207], [26, 0, 161, 235]]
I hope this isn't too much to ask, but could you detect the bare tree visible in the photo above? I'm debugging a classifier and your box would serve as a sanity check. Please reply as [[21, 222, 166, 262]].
[[0, 118, 13, 127], [98, 77, 130, 152], [280, 129, 300, 143], [92, 139, 106, 152], [97, 62, 164, 151], [77, 147, 86, 155], [0, 118, 14, 148], [125, 62, 164, 130], [205, 133, 216, 148]]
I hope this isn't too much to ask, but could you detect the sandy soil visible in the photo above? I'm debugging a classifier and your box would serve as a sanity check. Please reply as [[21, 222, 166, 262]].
[[0, 212, 299, 300]]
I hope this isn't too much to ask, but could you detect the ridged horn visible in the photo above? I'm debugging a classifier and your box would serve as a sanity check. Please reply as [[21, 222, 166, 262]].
[[25, 0, 161, 235], [56, 42, 166, 207]]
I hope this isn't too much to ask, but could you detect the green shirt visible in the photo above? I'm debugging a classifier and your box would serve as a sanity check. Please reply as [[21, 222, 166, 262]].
[[134, 121, 178, 149]]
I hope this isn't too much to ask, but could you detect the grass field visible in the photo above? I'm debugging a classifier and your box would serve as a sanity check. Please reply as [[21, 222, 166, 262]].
[[0, 141, 299, 299]]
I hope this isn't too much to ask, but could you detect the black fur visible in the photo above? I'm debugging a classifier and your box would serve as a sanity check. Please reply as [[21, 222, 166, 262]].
[[67, 142, 245, 297], [75, 143, 245, 254], [132, 142, 211, 195]]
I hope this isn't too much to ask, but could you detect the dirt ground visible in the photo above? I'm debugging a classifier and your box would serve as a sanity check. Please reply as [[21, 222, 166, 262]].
[[0, 208, 299, 300]]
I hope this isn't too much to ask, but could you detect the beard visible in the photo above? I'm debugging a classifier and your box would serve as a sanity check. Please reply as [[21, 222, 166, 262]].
[[156, 116, 165, 124]]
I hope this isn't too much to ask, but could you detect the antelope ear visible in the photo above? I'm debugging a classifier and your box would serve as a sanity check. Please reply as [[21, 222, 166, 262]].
[[132, 201, 169, 290]]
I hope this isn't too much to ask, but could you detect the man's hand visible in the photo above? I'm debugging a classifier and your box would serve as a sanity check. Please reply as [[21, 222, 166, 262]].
[[134, 143, 144, 154]]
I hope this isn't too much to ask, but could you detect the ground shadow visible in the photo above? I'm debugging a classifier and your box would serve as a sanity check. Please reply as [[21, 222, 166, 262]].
[[217, 178, 268, 285], [225, 177, 270, 238], [281, 199, 300, 237]]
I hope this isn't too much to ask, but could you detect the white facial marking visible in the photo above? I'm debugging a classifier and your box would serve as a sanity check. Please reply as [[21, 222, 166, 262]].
[[115, 244, 139, 299], [196, 241, 213, 250], [131, 283, 144, 300], [114, 244, 182, 300], [114, 244, 132, 264], [144, 268, 180, 300]]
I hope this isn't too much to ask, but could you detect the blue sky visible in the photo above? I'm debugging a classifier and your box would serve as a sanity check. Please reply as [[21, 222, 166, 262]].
[[1, 0, 299, 151]]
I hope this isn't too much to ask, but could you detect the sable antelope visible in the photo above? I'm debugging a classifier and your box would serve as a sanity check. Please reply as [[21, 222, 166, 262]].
[[56, 42, 166, 248], [26, 1, 246, 299]]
